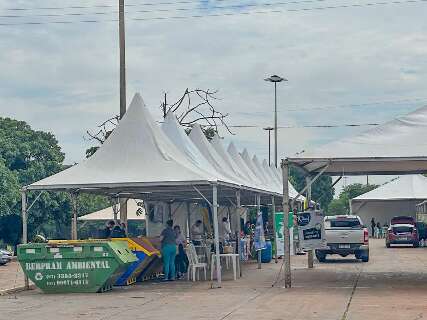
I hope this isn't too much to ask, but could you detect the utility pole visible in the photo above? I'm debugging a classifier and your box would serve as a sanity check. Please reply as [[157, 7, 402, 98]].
[[119, 0, 127, 227], [119, 0, 126, 118], [263, 127, 273, 166]]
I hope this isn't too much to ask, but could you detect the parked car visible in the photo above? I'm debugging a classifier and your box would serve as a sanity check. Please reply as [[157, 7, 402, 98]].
[[386, 216, 419, 248], [315, 215, 369, 262], [0, 249, 12, 265]]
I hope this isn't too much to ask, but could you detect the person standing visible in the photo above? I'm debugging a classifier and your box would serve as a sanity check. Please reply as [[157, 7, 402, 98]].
[[99, 220, 115, 238], [219, 216, 232, 245], [376, 222, 382, 239], [191, 220, 204, 245], [160, 220, 177, 281], [371, 218, 376, 238], [174, 225, 188, 279], [110, 221, 126, 238]]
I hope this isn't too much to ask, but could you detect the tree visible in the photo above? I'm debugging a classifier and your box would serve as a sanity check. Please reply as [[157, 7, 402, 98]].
[[85, 89, 231, 157], [0, 159, 19, 215], [289, 165, 334, 210], [162, 88, 232, 134], [327, 183, 379, 215], [0, 117, 109, 242]]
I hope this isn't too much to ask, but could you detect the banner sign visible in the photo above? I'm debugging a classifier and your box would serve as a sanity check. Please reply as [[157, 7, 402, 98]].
[[296, 210, 327, 250], [254, 213, 266, 251], [274, 212, 294, 256], [274, 212, 285, 256]]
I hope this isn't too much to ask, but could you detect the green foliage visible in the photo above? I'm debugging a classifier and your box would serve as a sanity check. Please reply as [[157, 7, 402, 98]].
[[0, 160, 19, 215], [289, 165, 334, 210], [0, 117, 110, 244], [327, 183, 379, 215], [0, 214, 22, 247]]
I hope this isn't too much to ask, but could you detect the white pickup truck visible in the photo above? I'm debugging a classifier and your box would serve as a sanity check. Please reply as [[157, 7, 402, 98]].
[[315, 215, 369, 262]]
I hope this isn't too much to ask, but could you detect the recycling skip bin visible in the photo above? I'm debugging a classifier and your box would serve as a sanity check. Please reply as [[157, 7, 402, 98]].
[[112, 237, 161, 286], [17, 241, 137, 293]]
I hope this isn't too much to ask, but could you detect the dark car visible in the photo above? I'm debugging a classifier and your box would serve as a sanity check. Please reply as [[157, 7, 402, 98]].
[[386, 216, 419, 248]]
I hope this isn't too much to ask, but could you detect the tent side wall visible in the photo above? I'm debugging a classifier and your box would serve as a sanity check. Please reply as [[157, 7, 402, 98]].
[[351, 200, 420, 233]]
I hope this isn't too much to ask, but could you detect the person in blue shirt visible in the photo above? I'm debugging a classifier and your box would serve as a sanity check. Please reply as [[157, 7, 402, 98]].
[[160, 220, 177, 281]]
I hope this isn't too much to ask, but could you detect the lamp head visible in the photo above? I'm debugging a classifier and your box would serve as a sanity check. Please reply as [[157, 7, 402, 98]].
[[264, 75, 287, 83]]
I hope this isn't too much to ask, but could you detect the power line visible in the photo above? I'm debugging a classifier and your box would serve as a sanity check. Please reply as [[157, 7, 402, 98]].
[[0, 0, 426, 26], [3, 0, 216, 11], [236, 97, 427, 115], [227, 123, 380, 128], [0, 0, 335, 18]]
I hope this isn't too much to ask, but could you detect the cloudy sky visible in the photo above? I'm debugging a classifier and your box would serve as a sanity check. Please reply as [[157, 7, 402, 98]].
[[1, 0, 427, 193]]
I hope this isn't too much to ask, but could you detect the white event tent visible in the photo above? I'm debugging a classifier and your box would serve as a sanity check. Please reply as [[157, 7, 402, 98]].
[[351, 175, 427, 229], [22, 92, 301, 286]]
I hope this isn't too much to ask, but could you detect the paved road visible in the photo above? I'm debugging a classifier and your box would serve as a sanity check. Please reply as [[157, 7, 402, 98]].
[[0, 260, 26, 292], [1, 239, 426, 320]]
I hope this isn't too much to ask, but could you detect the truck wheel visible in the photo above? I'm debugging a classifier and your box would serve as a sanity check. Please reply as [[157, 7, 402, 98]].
[[361, 251, 369, 262], [315, 251, 326, 262]]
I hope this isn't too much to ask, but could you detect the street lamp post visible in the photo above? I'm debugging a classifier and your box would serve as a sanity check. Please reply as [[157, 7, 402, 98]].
[[263, 127, 274, 166], [264, 75, 287, 168]]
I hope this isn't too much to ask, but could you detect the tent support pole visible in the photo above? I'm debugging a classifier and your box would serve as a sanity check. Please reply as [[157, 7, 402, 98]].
[[291, 164, 330, 208], [186, 202, 191, 240], [256, 194, 261, 269], [305, 176, 314, 269], [236, 190, 242, 277], [331, 176, 343, 188], [112, 196, 119, 222], [212, 184, 221, 288], [282, 159, 292, 288], [193, 186, 212, 207], [21, 190, 29, 290], [272, 196, 278, 263], [119, 198, 128, 233], [26, 191, 43, 212], [71, 192, 78, 240]]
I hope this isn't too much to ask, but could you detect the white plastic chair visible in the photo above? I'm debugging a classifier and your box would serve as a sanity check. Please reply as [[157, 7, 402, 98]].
[[185, 244, 207, 281]]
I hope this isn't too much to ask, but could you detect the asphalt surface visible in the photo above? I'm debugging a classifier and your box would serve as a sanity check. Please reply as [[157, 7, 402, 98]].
[[0, 239, 426, 320]]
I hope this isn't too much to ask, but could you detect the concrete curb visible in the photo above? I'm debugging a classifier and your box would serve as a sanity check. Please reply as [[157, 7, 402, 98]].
[[0, 285, 35, 296]]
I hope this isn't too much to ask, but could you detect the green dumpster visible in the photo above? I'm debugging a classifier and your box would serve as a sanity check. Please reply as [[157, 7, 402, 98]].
[[17, 241, 137, 293]]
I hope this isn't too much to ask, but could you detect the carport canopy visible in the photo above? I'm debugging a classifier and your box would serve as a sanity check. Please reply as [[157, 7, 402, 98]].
[[281, 105, 427, 288], [287, 105, 427, 176]]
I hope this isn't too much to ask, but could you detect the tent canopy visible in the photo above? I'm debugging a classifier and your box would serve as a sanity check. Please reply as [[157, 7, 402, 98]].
[[27, 94, 217, 192], [78, 199, 146, 221], [26, 93, 304, 206], [352, 175, 427, 203], [287, 106, 427, 175]]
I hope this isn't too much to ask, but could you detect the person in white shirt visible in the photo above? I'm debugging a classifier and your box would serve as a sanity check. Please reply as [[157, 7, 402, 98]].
[[219, 217, 232, 244], [191, 220, 204, 245]]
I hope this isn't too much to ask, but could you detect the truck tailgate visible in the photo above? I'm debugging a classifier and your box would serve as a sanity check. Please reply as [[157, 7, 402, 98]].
[[325, 229, 364, 244]]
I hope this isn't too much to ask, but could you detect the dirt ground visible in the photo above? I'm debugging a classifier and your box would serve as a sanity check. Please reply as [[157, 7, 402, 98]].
[[0, 239, 426, 320]]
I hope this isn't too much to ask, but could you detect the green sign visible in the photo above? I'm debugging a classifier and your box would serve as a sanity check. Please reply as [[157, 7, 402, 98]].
[[274, 212, 293, 256]]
